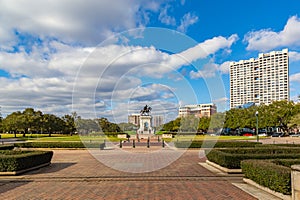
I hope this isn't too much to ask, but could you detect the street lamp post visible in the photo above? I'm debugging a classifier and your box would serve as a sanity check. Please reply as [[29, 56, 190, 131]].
[[255, 111, 259, 142]]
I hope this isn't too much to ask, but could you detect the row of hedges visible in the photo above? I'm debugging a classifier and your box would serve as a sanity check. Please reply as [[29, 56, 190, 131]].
[[14, 142, 110, 149], [241, 160, 292, 195], [255, 143, 300, 148], [0, 150, 53, 172], [0, 145, 14, 150], [205, 147, 300, 169], [217, 147, 300, 154], [174, 141, 260, 148]]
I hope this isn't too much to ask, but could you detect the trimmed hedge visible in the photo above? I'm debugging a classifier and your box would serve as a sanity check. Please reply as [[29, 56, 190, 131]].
[[174, 141, 260, 148], [241, 160, 291, 195], [0, 150, 53, 172], [255, 143, 300, 148], [0, 145, 14, 150], [14, 142, 106, 149], [272, 159, 300, 167], [205, 147, 300, 169]]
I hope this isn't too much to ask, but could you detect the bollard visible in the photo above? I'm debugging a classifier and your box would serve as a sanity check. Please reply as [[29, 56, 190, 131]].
[[147, 137, 150, 148], [120, 140, 122, 148], [100, 139, 106, 150], [158, 136, 160, 142], [133, 139, 135, 148], [162, 139, 165, 148]]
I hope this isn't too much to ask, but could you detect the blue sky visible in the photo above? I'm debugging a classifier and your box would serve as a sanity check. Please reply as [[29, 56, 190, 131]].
[[0, 0, 300, 123]]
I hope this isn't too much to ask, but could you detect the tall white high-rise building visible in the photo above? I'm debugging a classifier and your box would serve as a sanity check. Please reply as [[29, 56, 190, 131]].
[[230, 49, 289, 108]]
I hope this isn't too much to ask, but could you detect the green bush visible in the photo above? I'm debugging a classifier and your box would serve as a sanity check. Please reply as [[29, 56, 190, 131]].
[[256, 144, 300, 148], [174, 141, 260, 148], [218, 147, 300, 154], [0, 150, 53, 172], [205, 148, 300, 169], [0, 145, 14, 150], [14, 142, 106, 149], [272, 159, 300, 167], [241, 160, 291, 195]]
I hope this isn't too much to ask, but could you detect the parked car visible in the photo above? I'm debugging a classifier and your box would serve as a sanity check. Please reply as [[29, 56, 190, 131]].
[[258, 133, 268, 137], [290, 134, 300, 137], [243, 133, 253, 136], [271, 132, 284, 137]]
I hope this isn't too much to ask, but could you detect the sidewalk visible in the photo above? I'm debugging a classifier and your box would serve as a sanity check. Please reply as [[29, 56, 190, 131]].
[[0, 149, 274, 199]]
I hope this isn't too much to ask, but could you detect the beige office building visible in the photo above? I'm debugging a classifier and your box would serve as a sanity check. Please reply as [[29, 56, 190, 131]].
[[178, 103, 217, 118], [230, 49, 289, 108], [128, 114, 140, 126]]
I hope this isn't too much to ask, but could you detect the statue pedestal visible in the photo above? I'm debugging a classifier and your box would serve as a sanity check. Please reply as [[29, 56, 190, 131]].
[[137, 115, 153, 135]]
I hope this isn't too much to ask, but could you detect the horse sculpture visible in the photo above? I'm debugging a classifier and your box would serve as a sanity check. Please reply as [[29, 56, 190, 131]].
[[140, 105, 151, 116]]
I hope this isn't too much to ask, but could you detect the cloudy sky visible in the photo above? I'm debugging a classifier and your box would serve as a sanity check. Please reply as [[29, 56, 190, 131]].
[[0, 0, 300, 123]]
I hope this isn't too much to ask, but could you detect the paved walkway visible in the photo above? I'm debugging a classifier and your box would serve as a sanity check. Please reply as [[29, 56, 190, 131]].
[[0, 149, 274, 200]]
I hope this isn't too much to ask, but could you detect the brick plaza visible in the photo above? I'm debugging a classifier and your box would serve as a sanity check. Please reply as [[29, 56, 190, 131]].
[[0, 147, 277, 200]]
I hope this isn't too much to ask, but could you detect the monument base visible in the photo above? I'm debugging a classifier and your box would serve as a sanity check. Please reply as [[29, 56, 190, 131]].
[[137, 134, 154, 139]]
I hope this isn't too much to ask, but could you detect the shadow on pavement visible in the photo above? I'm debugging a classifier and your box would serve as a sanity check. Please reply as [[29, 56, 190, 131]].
[[0, 180, 32, 194], [24, 162, 77, 175]]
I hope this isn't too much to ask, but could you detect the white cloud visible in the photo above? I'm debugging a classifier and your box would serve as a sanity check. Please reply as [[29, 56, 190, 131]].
[[168, 34, 238, 68], [244, 16, 300, 51], [189, 60, 232, 79], [290, 73, 300, 82], [177, 12, 199, 33], [0, 0, 163, 47], [290, 51, 300, 62], [0, 27, 237, 120], [218, 61, 231, 74], [159, 5, 176, 26]]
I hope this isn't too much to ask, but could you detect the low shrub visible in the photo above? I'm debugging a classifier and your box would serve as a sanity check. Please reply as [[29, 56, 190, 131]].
[[174, 141, 260, 148], [256, 143, 300, 148], [0, 150, 53, 172], [14, 142, 106, 149], [272, 159, 300, 167], [241, 160, 291, 195], [0, 145, 14, 150], [205, 148, 300, 169]]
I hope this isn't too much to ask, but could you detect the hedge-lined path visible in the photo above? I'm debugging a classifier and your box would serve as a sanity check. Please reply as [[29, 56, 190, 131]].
[[0, 149, 277, 199]]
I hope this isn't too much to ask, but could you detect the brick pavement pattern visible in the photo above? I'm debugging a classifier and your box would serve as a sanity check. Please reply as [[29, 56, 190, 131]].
[[0, 149, 256, 200]]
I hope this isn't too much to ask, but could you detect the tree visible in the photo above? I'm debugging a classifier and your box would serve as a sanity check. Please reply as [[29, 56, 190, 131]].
[[198, 116, 210, 133], [76, 118, 99, 134], [266, 100, 294, 133], [209, 112, 225, 132], [62, 114, 76, 135], [97, 118, 121, 133], [180, 115, 199, 132], [288, 113, 300, 132], [2, 111, 22, 137]]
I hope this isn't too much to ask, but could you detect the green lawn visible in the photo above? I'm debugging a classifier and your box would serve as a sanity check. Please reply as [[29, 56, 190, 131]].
[[0, 133, 267, 142]]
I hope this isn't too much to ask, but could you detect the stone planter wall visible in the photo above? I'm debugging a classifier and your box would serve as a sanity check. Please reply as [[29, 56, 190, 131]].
[[292, 165, 300, 200]]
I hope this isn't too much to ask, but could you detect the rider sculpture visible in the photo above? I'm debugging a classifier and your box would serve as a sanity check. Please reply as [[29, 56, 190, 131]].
[[140, 105, 151, 116]]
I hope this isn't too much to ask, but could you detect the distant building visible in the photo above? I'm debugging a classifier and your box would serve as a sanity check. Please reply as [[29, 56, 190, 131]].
[[230, 49, 289, 108], [152, 115, 164, 127], [128, 114, 140, 126], [178, 103, 217, 118], [128, 113, 164, 128]]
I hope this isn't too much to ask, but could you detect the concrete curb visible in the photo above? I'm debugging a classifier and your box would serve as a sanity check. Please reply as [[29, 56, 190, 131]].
[[0, 162, 51, 176], [243, 178, 291, 200], [206, 160, 242, 174]]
